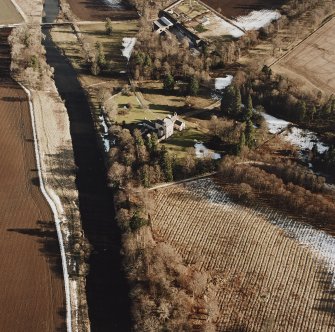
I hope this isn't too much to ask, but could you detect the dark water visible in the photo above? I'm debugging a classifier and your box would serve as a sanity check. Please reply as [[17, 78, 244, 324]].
[[43, 1, 131, 331]]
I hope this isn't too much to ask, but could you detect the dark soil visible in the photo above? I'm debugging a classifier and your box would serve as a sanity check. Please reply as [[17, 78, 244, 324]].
[[202, 0, 285, 18], [65, 0, 138, 21], [0, 28, 65, 332]]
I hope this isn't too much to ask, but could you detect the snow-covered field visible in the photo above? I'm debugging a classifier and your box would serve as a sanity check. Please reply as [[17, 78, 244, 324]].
[[233, 10, 281, 32], [201, 15, 244, 38], [215, 75, 233, 90], [121, 37, 136, 60], [194, 142, 221, 159], [262, 112, 328, 153], [201, 9, 281, 38]]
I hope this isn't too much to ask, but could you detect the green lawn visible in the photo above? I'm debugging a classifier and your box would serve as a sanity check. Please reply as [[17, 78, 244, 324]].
[[164, 128, 208, 158]]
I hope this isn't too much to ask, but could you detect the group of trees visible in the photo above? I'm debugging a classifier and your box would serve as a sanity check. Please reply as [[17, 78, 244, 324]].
[[219, 156, 335, 228], [311, 144, 335, 174], [251, 65, 335, 125], [220, 87, 258, 152], [163, 74, 199, 95], [108, 126, 173, 188], [9, 26, 54, 90], [109, 128, 219, 331]]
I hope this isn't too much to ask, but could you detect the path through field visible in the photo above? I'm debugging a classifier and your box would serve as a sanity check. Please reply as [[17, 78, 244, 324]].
[[152, 177, 335, 331], [0, 28, 65, 331]]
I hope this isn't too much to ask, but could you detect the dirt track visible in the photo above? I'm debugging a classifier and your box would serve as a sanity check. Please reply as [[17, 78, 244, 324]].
[[0, 29, 65, 331], [201, 0, 284, 17], [65, 0, 138, 21], [272, 17, 335, 97]]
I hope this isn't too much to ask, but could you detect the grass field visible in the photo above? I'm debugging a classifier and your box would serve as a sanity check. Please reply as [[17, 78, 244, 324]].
[[152, 177, 335, 331], [0, 0, 23, 24], [272, 17, 335, 97]]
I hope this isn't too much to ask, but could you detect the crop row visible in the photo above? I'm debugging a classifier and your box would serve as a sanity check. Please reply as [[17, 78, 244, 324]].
[[152, 178, 335, 331]]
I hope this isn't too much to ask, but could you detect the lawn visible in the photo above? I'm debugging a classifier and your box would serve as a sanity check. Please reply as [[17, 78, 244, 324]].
[[112, 94, 155, 124], [0, 0, 23, 24], [164, 127, 208, 158], [78, 21, 138, 73], [140, 81, 214, 114]]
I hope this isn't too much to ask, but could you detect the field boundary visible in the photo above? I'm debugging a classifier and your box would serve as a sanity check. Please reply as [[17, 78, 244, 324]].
[[149, 172, 217, 190], [9, 0, 27, 22], [19, 83, 73, 332], [269, 15, 335, 68]]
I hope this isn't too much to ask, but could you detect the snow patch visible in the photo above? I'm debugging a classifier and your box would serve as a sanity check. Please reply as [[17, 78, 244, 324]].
[[122, 37, 136, 61], [188, 178, 335, 287], [211, 15, 244, 38], [194, 142, 221, 160], [215, 75, 233, 90], [262, 112, 328, 153], [233, 10, 281, 31], [261, 112, 290, 134], [102, 0, 123, 8], [98, 115, 110, 152]]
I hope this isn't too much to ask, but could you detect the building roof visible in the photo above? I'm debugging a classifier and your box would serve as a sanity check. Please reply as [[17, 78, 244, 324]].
[[175, 119, 184, 126], [160, 16, 174, 27], [163, 117, 174, 126]]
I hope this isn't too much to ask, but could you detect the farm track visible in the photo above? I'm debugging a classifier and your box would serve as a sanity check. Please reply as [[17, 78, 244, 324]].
[[152, 177, 335, 331], [0, 28, 65, 331]]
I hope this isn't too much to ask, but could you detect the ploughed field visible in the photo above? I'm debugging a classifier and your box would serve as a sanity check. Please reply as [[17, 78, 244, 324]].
[[272, 17, 335, 97], [0, 28, 65, 331], [66, 0, 138, 21], [0, 0, 23, 24], [201, 0, 284, 17], [152, 178, 335, 331]]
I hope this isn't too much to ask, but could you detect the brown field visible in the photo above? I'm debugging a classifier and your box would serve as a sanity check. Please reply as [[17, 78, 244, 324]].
[[0, 29, 65, 331], [0, 0, 23, 24], [66, 0, 138, 21], [152, 177, 335, 331], [272, 17, 335, 97], [201, 0, 284, 18]]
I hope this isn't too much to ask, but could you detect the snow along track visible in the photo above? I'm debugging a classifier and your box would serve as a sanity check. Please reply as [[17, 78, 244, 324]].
[[19, 83, 73, 332]]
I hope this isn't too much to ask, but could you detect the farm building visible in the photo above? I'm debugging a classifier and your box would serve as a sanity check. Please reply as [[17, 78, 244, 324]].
[[153, 16, 174, 34]]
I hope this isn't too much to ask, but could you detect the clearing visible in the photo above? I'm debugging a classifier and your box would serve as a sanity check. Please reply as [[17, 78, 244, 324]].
[[272, 17, 335, 97], [0, 28, 65, 331], [152, 177, 335, 331], [0, 0, 23, 25]]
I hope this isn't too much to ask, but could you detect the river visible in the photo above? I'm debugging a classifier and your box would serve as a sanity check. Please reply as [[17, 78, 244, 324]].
[[43, 1, 131, 331]]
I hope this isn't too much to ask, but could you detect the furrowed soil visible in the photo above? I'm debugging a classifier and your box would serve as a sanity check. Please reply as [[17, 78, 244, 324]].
[[65, 0, 138, 21], [152, 177, 335, 331], [272, 17, 335, 97], [0, 28, 65, 331], [201, 0, 284, 17]]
